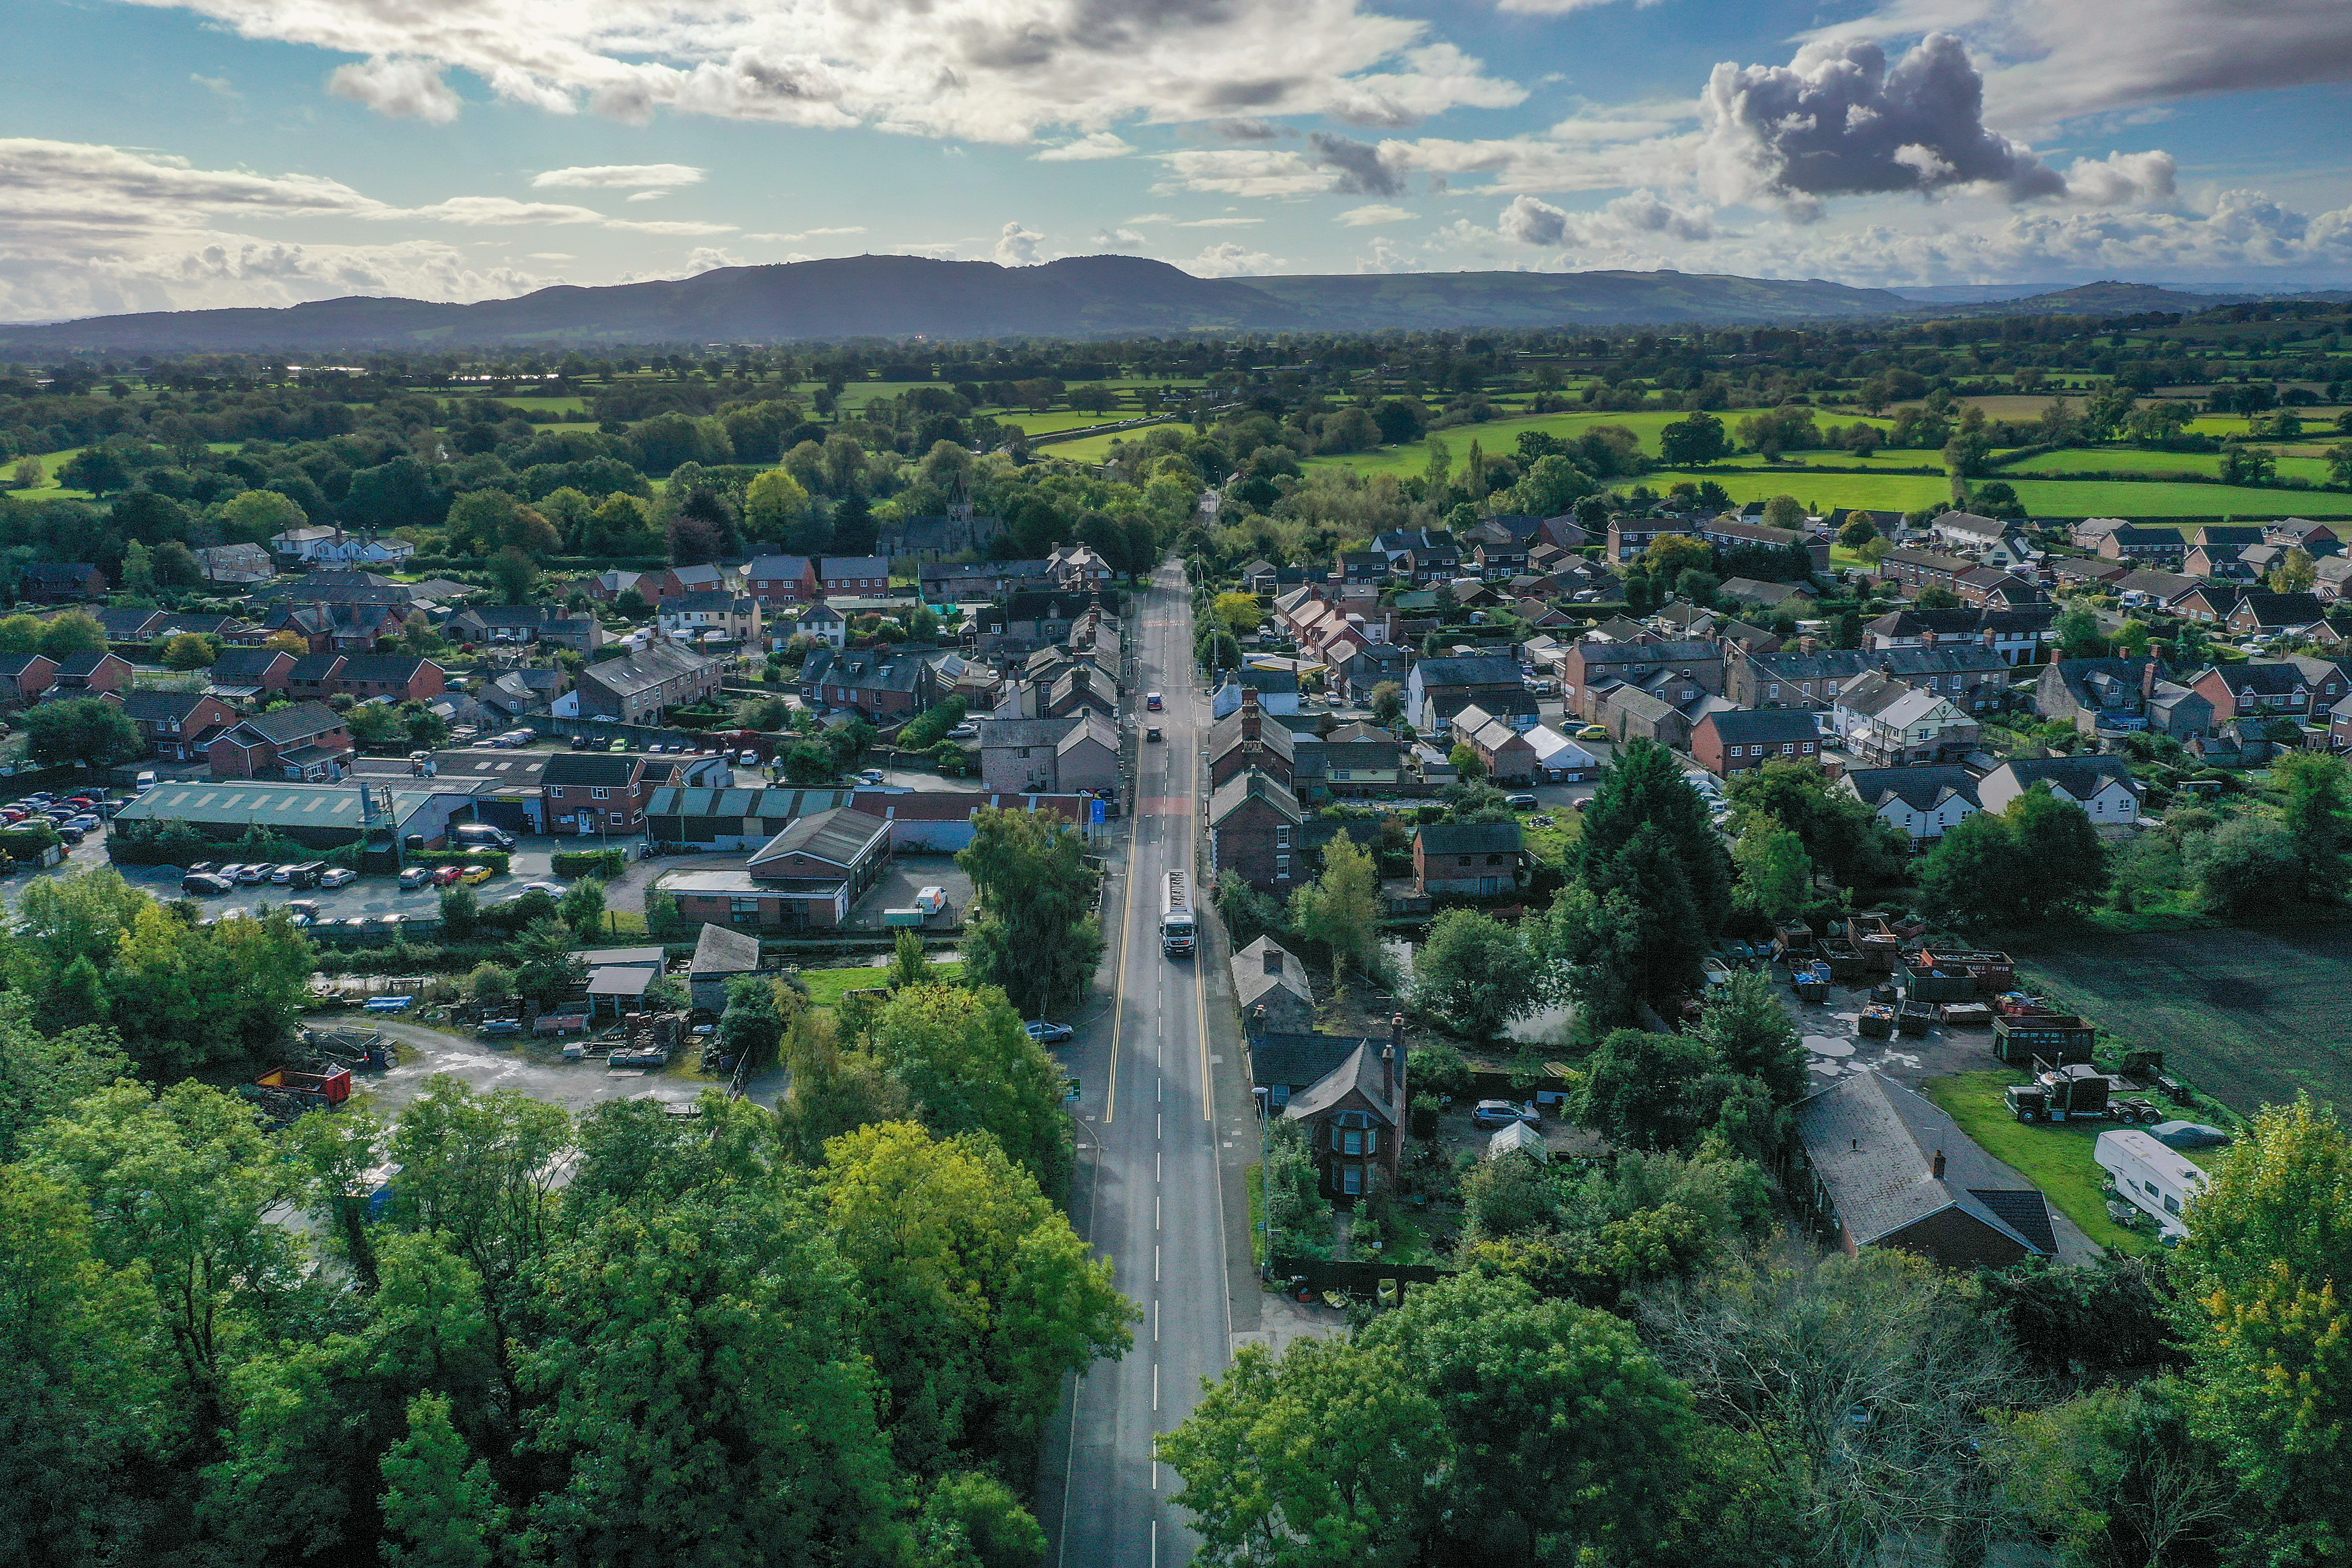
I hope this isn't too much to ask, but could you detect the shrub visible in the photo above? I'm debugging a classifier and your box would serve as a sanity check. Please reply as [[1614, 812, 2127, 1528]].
[[405, 849, 512, 874], [553, 849, 628, 879]]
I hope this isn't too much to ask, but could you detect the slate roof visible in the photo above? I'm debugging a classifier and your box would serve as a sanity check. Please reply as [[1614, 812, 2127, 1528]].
[[2235, 591, 2328, 626], [226, 700, 344, 745], [1233, 937, 1314, 1017], [113, 689, 220, 724], [689, 922, 763, 977], [1796, 1072, 2055, 1256], [1208, 707, 1296, 763], [979, 717, 1082, 750], [542, 752, 656, 788], [1743, 643, 2005, 682], [1281, 1041, 1403, 1127], [1572, 638, 1719, 668], [1209, 770, 1300, 826], [2202, 660, 2308, 695], [1996, 755, 2141, 799], [747, 806, 889, 871], [582, 640, 715, 699], [1702, 708, 1821, 746], [1413, 821, 1522, 856], [1412, 654, 1523, 687], [1841, 766, 1982, 814], [208, 649, 289, 685]]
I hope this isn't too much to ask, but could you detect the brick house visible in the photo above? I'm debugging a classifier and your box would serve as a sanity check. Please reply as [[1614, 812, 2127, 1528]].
[[105, 690, 239, 760], [336, 655, 447, 704], [1561, 640, 1724, 721], [207, 701, 352, 781], [2035, 657, 2213, 740], [1693, 707, 1823, 776], [1209, 770, 1304, 894], [1451, 703, 1540, 784], [542, 751, 681, 836], [571, 641, 722, 726], [1954, 566, 2046, 608], [976, 714, 1120, 795], [2226, 591, 2340, 644], [1698, 516, 1831, 573], [1728, 644, 2008, 714], [51, 651, 135, 695], [1208, 691, 1297, 790], [1282, 1035, 1407, 1199], [2190, 660, 2343, 725], [287, 653, 348, 702], [818, 556, 892, 596], [205, 648, 297, 704], [745, 554, 820, 606], [1876, 548, 1970, 599], [444, 604, 605, 652], [0, 654, 60, 705], [1412, 820, 1524, 896], [19, 563, 106, 603], [797, 646, 931, 722], [662, 807, 893, 931], [2098, 525, 2188, 565]]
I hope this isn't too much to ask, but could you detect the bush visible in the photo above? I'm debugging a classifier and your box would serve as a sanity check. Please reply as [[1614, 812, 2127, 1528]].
[[553, 849, 627, 879]]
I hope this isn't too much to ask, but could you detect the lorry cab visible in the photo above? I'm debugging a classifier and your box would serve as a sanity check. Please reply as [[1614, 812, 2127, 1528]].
[[1146, 691, 1163, 711]]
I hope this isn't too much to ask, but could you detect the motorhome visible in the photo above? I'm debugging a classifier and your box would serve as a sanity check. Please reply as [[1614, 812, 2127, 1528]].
[[2095, 1128, 2210, 1242]]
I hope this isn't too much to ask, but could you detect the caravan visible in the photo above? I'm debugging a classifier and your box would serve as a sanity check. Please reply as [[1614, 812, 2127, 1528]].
[[2095, 1129, 2210, 1242]]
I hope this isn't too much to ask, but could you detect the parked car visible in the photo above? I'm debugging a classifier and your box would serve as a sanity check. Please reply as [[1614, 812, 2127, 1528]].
[[1505, 793, 1538, 810], [284, 900, 323, 921], [317, 867, 357, 888], [181, 873, 234, 896], [854, 769, 886, 785], [1025, 1020, 1074, 1044], [1471, 1099, 1541, 1130], [235, 864, 271, 884], [431, 865, 463, 887], [946, 723, 978, 739], [452, 824, 516, 852], [459, 864, 494, 885], [1576, 724, 1610, 741], [398, 867, 434, 890], [55, 825, 84, 845]]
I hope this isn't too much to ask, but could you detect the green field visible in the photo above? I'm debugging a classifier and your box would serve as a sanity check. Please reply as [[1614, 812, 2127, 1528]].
[[2005, 447, 2342, 486], [1628, 468, 2350, 519], [1921, 1072, 2155, 1253], [2020, 926, 2352, 1120], [795, 961, 965, 1009]]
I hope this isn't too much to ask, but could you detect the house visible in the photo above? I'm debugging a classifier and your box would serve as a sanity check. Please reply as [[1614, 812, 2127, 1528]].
[[1208, 692, 1297, 790], [20, 563, 106, 603], [2190, 660, 2327, 725], [90, 606, 165, 643], [274, 526, 416, 569], [1561, 640, 1725, 721], [542, 751, 680, 837], [1211, 666, 1301, 718], [976, 713, 1120, 795], [1320, 722, 1406, 795], [1876, 547, 1970, 598], [1792, 1072, 2056, 1269], [1283, 1036, 1407, 1199], [658, 592, 763, 648], [49, 651, 134, 695], [797, 646, 932, 722], [1717, 577, 1816, 616], [2169, 584, 2243, 625], [207, 701, 352, 781], [1601, 686, 1696, 750], [1977, 756, 2143, 825], [1209, 770, 1304, 894], [918, 560, 1050, 602], [2036, 657, 2213, 740], [987, 590, 1103, 650], [1525, 725, 1601, 782], [2183, 543, 2252, 582], [1692, 708, 1823, 776], [1697, 514, 1830, 572], [1929, 510, 2008, 554], [1728, 643, 2008, 714], [1865, 606, 2054, 667], [2110, 569, 2204, 612], [744, 554, 819, 606], [819, 557, 893, 596], [265, 598, 414, 653], [1838, 766, 1982, 848], [1606, 515, 1672, 562], [0, 653, 60, 705], [185, 542, 273, 585], [285, 653, 347, 703], [662, 806, 893, 931], [1333, 642, 1409, 704], [2097, 525, 2187, 566], [2070, 517, 2131, 550], [1045, 543, 1115, 591], [1828, 671, 1979, 765], [336, 655, 447, 704], [106, 689, 239, 761], [1403, 653, 1534, 733], [1954, 566, 2046, 609], [205, 648, 297, 704], [1451, 703, 1540, 784], [779, 600, 847, 649], [1041, 662, 1118, 722], [2226, 591, 2339, 644], [2317, 555, 2352, 604], [1412, 821, 1523, 897], [445, 604, 605, 652], [580, 569, 646, 605], [1370, 528, 1460, 580], [2053, 557, 2130, 592], [570, 641, 722, 726], [1233, 937, 1316, 1036], [2329, 691, 2352, 751]]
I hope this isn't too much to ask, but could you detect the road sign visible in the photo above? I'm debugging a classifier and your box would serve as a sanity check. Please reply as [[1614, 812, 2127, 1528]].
[[1064, 1077, 1082, 1102], [1090, 799, 1106, 824]]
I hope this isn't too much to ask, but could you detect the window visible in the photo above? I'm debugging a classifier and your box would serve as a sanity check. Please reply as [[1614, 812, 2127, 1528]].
[[1782, 742, 1796, 755], [1457, 854, 1472, 866], [1341, 1166, 1364, 1196], [1275, 854, 1291, 876], [1274, 827, 1291, 848], [609, 811, 627, 825], [590, 787, 610, 801], [1337, 1127, 1363, 1155]]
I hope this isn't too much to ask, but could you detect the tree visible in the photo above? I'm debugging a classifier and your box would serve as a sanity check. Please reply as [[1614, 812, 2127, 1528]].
[[1562, 740, 1730, 1015], [744, 468, 812, 536], [19, 696, 141, 769], [1918, 809, 2025, 930], [1658, 412, 1729, 466], [1731, 815, 1809, 919], [1413, 909, 1543, 1044], [217, 487, 306, 543], [1213, 591, 1262, 639], [2007, 786, 2110, 917], [2275, 750, 2352, 906], [2055, 602, 2108, 658], [1369, 681, 1403, 727], [2189, 814, 2303, 920], [487, 546, 539, 605], [1759, 493, 1805, 531], [58, 447, 129, 497], [461, 962, 514, 1012], [557, 878, 607, 937], [2269, 545, 2318, 594], [1921, 787, 2105, 929], [156, 631, 217, 670], [956, 807, 1103, 1018], [866, 985, 1073, 1200], [1686, 969, 1807, 1105], [1288, 834, 1380, 985], [1571, 1029, 1721, 1152], [1447, 741, 1485, 780], [36, 611, 109, 659], [512, 918, 587, 1008], [914, 1471, 1047, 1568], [1990, 1382, 2234, 1568], [11, 456, 44, 490], [379, 1393, 501, 1568], [117, 540, 154, 596], [2176, 1095, 2352, 1561]]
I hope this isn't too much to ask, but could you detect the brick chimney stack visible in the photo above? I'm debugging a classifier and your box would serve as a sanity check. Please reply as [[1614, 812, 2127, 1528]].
[[1931, 1148, 1946, 1179], [1240, 686, 1262, 744], [1251, 1003, 1266, 1043], [1381, 1040, 1395, 1104], [2142, 658, 2159, 700]]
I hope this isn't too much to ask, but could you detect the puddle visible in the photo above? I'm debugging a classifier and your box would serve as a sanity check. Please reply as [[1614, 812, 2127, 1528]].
[[1803, 1035, 1855, 1058]]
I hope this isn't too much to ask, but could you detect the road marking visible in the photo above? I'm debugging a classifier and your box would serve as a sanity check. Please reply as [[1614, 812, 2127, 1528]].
[[1156, 1195, 1161, 1231], [1155, 1245, 1161, 1282], [1151, 1520, 1158, 1568], [1154, 1299, 1160, 1341], [1156, 1113, 1161, 1141], [1156, 1152, 1161, 1182], [1104, 766, 1143, 1126], [1152, 1363, 1160, 1411]]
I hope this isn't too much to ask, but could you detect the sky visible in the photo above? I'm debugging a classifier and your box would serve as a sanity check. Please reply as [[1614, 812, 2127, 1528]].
[[2, 0, 2349, 322]]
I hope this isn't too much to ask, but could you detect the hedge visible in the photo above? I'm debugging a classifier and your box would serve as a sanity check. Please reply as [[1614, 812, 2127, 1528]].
[[553, 849, 627, 879], [405, 849, 512, 874]]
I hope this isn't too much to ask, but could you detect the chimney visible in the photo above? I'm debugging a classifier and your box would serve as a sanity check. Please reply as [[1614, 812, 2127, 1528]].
[[1251, 1003, 1266, 1043], [1381, 1041, 1395, 1104], [1931, 1148, 1946, 1179], [2142, 659, 2159, 700], [1921, 628, 1938, 647], [1264, 946, 1282, 976]]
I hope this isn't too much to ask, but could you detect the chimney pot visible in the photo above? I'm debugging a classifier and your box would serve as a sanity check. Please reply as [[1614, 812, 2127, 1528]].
[[1931, 1148, 1946, 1179]]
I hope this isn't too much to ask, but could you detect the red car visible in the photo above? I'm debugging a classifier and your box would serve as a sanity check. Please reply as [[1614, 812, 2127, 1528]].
[[430, 865, 464, 887]]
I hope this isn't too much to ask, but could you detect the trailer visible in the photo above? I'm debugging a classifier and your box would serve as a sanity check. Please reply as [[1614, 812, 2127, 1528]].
[[608, 1045, 669, 1070], [2095, 1129, 2210, 1241], [1994, 1013, 2097, 1066], [255, 1065, 353, 1109]]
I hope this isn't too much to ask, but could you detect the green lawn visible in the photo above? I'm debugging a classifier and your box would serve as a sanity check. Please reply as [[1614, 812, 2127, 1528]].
[[2019, 926, 2352, 1121], [1920, 1072, 2154, 1254], [794, 961, 965, 1008]]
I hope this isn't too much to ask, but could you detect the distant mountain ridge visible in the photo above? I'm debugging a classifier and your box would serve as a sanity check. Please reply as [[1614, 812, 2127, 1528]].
[[0, 256, 2340, 349]]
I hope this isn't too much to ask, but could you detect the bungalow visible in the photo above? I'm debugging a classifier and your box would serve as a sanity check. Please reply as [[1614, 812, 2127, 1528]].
[[21, 563, 107, 603], [0, 653, 60, 705], [207, 701, 352, 781], [1977, 756, 2143, 824], [1838, 766, 1982, 848], [444, 604, 605, 652], [191, 542, 275, 585], [1412, 820, 1524, 897], [90, 606, 165, 643], [336, 655, 446, 704], [1692, 707, 1823, 776], [1526, 724, 1600, 781], [1792, 1072, 2056, 1269], [1717, 577, 1816, 616], [107, 689, 239, 761]]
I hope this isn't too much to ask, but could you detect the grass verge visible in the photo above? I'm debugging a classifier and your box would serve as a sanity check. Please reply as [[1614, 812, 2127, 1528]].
[[1246, 1164, 1265, 1267]]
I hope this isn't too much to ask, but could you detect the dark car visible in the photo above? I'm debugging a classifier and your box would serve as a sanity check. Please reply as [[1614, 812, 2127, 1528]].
[[181, 873, 234, 896], [1506, 793, 1539, 810], [1471, 1099, 1540, 1130]]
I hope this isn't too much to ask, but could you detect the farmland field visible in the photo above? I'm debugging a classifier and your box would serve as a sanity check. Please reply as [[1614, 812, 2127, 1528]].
[[2003, 447, 2342, 486], [2018, 925, 2352, 1119]]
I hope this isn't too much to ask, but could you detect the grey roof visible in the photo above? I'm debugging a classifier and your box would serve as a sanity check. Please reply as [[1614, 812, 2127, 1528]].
[[338, 655, 441, 684], [747, 805, 889, 871], [543, 752, 661, 787], [1280, 1041, 1403, 1127], [979, 716, 1081, 750], [581, 640, 714, 699], [1414, 821, 1522, 856], [208, 648, 291, 683], [1209, 769, 1300, 826], [1843, 766, 1981, 814], [1996, 756, 2141, 799], [1572, 638, 1720, 668], [745, 554, 813, 579], [1702, 708, 1820, 745], [2235, 591, 2328, 626], [690, 922, 763, 977], [801, 647, 925, 694], [1413, 654, 1525, 686], [1208, 707, 1296, 763], [1745, 643, 2005, 682], [820, 555, 891, 581], [227, 700, 345, 746], [1795, 1072, 2055, 1256], [113, 690, 220, 723], [2201, 659, 2307, 695], [1232, 937, 1314, 1015]]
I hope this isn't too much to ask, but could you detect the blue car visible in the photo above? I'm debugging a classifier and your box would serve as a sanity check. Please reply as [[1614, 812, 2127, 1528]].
[[1025, 1020, 1074, 1045]]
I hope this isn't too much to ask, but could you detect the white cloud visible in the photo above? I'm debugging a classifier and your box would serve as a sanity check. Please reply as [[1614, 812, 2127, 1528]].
[[532, 163, 705, 189], [1498, 195, 1569, 246], [1093, 227, 1149, 247], [108, 0, 1524, 143], [1499, 188, 1715, 246], [1035, 132, 1134, 161], [994, 220, 1044, 265], [1174, 217, 1263, 228], [190, 73, 239, 99], [326, 56, 462, 123], [625, 190, 668, 202], [743, 226, 868, 240], [524, 251, 574, 260], [2059, 149, 2176, 205], [1336, 203, 1415, 226], [684, 246, 744, 272], [1495, 0, 1664, 11], [1184, 240, 1283, 276]]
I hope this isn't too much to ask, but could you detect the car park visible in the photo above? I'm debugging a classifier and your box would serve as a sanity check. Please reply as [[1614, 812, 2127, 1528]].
[[431, 865, 463, 887], [1025, 1020, 1074, 1044], [1472, 1099, 1541, 1130], [317, 867, 356, 889], [54, 825, 84, 845]]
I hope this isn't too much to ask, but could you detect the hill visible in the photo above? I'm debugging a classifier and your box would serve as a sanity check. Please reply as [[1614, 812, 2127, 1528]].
[[1238, 268, 1911, 328]]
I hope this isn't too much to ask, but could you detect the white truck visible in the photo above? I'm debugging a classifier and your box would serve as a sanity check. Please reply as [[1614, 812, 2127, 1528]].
[[1159, 868, 1196, 958], [2095, 1128, 2210, 1242]]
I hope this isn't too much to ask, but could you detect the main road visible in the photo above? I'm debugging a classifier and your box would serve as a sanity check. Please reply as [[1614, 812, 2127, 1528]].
[[1042, 562, 1229, 1568]]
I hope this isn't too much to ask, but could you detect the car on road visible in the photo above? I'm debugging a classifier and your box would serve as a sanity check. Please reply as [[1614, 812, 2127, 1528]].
[[317, 867, 357, 889], [459, 864, 494, 885], [1576, 724, 1610, 741], [1472, 1099, 1541, 1130], [181, 872, 234, 896], [398, 867, 435, 890], [1025, 1020, 1074, 1044], [1505, 793, 1539, 810], [1145, 691, 1163, 710], [431, 865, 464, 887]]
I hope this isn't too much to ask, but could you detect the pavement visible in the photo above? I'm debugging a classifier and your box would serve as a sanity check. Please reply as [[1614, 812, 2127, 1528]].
[[1038, 563, 1255, 1568]]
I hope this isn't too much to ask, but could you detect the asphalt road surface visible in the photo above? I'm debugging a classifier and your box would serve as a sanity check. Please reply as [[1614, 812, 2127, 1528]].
[[1045, 564, 1227, 1568]]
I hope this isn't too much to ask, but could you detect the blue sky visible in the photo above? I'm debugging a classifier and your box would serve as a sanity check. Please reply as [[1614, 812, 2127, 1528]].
[[3, 0, 2348, 320]]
